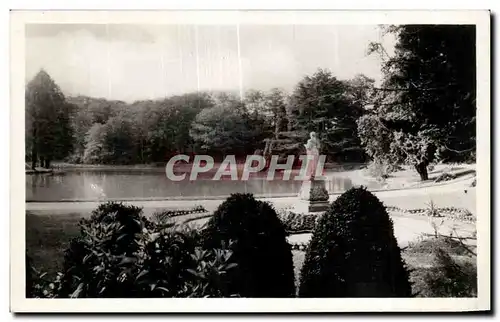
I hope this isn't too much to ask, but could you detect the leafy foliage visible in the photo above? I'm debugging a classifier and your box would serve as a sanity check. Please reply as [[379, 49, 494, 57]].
[[277, 210, 320, 233], [82, 123, 107, 164], [26, 68, 378, 165], [265, 88, 289, 136], [408, 240, 477, 297], [299, 187, 412, 297], [25, 253, 35, 297], [190, 94, 265, 158], [289, 69, 367, 162], [25, 69, 74, 168], [366, 159, 401, 180], [76, 93, 213, 164], [28, 202, 239, 298], [203, 193, 296, 297], [362, 25, 476, 179], [357, 114, 398, 165]]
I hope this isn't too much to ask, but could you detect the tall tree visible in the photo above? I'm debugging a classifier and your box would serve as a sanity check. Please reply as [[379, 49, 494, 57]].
[[266, 88, 289, 138], [244, 89, 267, 115], [363, 25, 476, 180], [25, 70, 73, 168], [289, 69, 365, 162], [345, 74, 376, 110], [82, 123, 106, 164], [190, 94, 259, 158]]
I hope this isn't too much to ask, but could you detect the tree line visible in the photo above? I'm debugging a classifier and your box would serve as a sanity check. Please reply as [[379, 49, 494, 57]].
[[25, 69, 372, 166], [26, 25, 476, 180]]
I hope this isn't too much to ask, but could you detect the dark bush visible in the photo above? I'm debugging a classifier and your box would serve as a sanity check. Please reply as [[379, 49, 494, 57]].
[[410, 245, 477, 297], [299, 186, 412, 297], [26, 253, 34, 298], [26, 251, 62, 298], [203, 193, 295, 297]]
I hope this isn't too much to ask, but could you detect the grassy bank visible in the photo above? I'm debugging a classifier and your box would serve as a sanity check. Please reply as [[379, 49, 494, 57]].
[[26, 213, 82, 275]]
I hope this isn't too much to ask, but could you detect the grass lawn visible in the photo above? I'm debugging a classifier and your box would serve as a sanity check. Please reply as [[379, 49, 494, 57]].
[[26, 212, 82, 276]]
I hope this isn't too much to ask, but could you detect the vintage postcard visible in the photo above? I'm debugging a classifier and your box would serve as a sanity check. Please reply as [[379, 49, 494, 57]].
[[10, 10, 490, 312]]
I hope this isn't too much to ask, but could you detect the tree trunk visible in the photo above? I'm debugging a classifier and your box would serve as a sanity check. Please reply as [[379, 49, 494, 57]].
[[31, 128, 37, 169], [414, 161, 429, 181]]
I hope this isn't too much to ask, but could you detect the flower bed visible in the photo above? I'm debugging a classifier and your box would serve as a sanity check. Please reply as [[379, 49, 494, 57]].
[[385, 206, 475, 222], [152, 205, 207, 223], [279, 204, 474, 237], [277, 210, 321, 234]]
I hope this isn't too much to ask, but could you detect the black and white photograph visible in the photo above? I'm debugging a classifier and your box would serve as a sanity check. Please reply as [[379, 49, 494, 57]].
[[10, 10, 491, 312]]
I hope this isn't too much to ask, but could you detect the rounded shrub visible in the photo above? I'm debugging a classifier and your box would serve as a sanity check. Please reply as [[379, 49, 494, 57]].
[[203, 193, 295, 297], [299, 186, 412, 297]]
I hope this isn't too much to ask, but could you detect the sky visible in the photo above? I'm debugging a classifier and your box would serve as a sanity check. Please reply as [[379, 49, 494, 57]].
[[25, 24, 396, 102]]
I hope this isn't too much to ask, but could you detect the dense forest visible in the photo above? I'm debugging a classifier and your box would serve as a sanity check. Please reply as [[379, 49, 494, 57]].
[[25, 68, 373, 166], [25, 25, 476, 180]]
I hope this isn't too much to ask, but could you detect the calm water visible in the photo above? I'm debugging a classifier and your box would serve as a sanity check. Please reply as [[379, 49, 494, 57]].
[[26, 169, 384, 202]]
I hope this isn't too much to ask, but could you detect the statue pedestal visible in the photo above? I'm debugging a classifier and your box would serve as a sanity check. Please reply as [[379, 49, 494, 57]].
[[294, 177, 329, 214]]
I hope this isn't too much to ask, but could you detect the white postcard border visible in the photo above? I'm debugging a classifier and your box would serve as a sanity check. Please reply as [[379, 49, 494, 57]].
[[10, 9, 491, 312]]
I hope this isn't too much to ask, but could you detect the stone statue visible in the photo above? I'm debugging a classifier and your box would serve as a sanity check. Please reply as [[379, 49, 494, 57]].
[[295, 131, 329, 214], [304, 132, 321, 179]]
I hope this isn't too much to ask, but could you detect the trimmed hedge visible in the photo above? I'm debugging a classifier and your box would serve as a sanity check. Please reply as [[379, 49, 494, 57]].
[[299, 187, 412, 297], [203, 193, 296, 297]]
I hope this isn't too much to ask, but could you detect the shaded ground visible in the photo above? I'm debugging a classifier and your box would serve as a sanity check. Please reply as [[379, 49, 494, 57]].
[[354, 163, 476, 191], [292, 237, 477, 297]]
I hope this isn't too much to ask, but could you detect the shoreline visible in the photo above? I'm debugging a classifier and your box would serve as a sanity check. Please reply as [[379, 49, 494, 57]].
[[25, 178, 476, 217], [25, 172, 475, 204], [41, 162, 368, 172]]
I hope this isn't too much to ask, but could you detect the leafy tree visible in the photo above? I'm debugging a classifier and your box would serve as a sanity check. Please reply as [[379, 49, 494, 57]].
[[289, 69, 365, 162], [68, 104, 93, 163], [244, 89, 267, 114], [68, 96, 127, 162], [75, 92, 213, 164], [82, 123, 106, 164], [25, 69, 73, 168], [345, 74, 376, 110], [190, 94, 259, 158], [364, 25, 476, 180], [101, 114, 138, 164], [266, 88, 289, 137]]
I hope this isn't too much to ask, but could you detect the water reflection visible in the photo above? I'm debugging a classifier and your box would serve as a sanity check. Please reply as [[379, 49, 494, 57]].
[[26, 170, 383, 202]]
